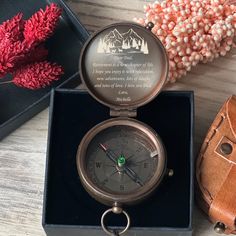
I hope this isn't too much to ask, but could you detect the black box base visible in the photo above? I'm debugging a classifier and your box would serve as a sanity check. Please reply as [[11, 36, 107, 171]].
[[43, 89, 194, 236]]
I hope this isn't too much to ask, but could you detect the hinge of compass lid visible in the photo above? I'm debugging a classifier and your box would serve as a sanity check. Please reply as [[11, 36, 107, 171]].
[[110, 108, 137, 117]]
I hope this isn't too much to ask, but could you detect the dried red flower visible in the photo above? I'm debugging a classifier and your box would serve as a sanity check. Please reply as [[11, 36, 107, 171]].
[[24, 3, 62, 44], [0, 41, 24, 77], [0, 40, 32, 78], [0, 13, 25, 42], [0, 13, 26, 77], [12, 61, 64, 89], [0, 3, 62, 79], [19, 44, 48, 66]]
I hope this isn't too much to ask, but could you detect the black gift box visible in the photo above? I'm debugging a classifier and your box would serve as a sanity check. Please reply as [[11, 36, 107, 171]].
[[0, 0, 89, 140], [43, 87, 194, 236]]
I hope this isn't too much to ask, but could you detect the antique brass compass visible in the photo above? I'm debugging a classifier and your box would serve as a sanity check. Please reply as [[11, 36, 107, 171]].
[[76, 22, 172, 236]]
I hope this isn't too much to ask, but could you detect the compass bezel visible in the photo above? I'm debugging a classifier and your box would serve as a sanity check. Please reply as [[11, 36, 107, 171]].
[[76, 118, 167, 206]]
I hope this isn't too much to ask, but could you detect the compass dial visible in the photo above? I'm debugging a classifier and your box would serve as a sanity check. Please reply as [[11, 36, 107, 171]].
[[77, 118, 166, 206], [86, 125, 158, 194]]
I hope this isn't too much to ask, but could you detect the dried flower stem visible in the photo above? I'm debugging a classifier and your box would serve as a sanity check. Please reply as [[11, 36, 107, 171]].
[[0, 81, 13, 85]]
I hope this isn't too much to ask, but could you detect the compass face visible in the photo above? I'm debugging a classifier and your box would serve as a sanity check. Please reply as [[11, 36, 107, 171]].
[[86, 125, 158, 194], [77, 118, 167, 205]]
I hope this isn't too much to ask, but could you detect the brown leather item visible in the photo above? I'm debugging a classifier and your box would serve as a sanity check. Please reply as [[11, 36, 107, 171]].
[[196, 95, 236, 234]]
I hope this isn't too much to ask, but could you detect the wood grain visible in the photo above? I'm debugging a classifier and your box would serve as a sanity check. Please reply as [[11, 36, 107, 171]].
[[0, 0, 236, 235]]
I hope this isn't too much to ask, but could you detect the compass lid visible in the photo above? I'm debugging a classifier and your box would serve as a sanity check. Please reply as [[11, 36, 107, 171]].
[[79, 22, 168, 112]]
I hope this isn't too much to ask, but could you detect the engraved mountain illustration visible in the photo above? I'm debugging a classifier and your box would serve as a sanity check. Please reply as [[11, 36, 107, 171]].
[[104, 28, 123, 45], [122, 28, 143, 46], [97, 28, 149, 54]]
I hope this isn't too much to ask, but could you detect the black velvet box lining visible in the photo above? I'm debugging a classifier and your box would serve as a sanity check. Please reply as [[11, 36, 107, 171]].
[[43, 89, 194, 230]]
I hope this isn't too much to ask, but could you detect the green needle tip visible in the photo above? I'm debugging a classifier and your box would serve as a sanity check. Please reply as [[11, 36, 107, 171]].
[[117, 155, 126, 167]]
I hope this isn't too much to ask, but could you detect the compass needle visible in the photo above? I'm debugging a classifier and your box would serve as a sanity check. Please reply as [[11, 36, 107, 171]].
[[99, 143, 107, 151], [99, 143, 117, 163]]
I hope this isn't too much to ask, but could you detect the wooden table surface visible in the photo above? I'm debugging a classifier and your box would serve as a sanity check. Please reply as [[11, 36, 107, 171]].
[[0, 0, 236, 235]]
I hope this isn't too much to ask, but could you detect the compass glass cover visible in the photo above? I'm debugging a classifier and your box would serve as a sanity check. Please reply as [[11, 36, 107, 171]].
[[85, 125, 159, 195]]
